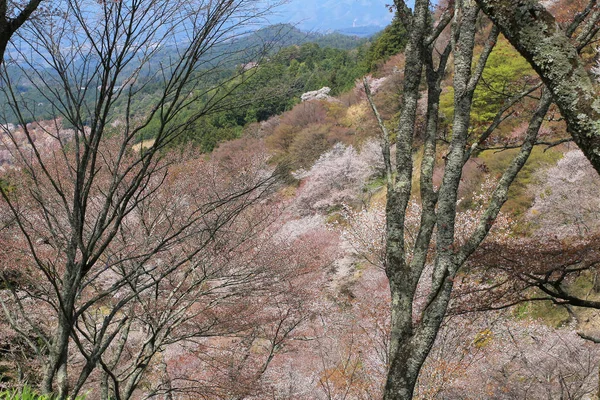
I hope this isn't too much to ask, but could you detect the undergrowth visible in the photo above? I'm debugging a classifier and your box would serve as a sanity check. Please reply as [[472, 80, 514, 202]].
[[0, 386, 87, 400]]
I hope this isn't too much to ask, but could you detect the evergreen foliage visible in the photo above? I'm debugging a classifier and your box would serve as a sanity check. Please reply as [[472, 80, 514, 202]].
[[363, 13, 409, 72], [169, 42, 369, 152], [1, 28, 373, 154]]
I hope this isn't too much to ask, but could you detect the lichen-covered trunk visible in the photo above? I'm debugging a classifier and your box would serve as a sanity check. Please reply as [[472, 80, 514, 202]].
[[384, 2, 481, 398], [381, 2, 559, 399], [383, 0, 432, 396], [384, 278, 454, 400], [475, 0, 600, 175], [383, 335, 423, 400]]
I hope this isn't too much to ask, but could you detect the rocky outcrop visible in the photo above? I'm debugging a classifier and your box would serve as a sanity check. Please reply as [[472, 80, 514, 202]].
[[301, 87, 332, 102]]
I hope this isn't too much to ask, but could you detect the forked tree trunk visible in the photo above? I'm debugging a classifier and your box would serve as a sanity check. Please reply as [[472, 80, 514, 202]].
[[42, 264, 80, 398], [381, 1, 555, 397], [0, 0, 43, 64], [42, 307, 72, 397]]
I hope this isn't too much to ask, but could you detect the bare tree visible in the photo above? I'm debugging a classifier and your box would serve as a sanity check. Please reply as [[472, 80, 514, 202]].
[[0, 0, 283, 398], [365, 0, 600, 398]]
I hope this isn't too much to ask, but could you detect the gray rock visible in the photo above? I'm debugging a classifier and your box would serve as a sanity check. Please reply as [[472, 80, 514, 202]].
[[301, 86, 332, 102]]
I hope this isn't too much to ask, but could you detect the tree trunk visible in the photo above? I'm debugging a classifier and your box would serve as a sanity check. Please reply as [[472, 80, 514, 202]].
[[382, 0, 429, 389], [0, 34, 8, 64], [42, 312, 71, 397], [0, 0, 44, 64], [0, 9, 10, 65], [384, 341, 421, 400], [42, 266, 79, 398]]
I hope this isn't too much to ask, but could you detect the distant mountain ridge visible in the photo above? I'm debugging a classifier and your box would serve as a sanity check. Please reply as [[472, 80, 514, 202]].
[[239, 24, 377, 52], [334, 26, 383, 38], [1, 23, 375, 125]]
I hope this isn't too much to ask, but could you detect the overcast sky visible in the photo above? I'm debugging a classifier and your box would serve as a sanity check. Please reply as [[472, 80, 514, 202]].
[[268, 0, 398, 31]]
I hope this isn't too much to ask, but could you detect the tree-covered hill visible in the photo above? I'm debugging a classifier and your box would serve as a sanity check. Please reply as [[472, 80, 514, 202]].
[[0, 24, 374, 126]]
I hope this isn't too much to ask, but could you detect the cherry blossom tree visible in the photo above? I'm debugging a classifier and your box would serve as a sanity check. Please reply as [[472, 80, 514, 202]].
[[294, 140, 384, 213], [529, 149, 600, 237]]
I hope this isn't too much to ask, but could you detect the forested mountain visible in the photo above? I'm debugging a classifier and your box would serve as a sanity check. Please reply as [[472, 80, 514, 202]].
[[2, 1, 600, 399], [243, 24, 374, 50], [0, 23, 384, 153], [0, 24, 372, 126]]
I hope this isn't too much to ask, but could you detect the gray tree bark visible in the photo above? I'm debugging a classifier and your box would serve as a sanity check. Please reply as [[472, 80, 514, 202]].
[[475, 0, 600, 174], [380, 1, 555, 398], [383, 0, 431, 395]]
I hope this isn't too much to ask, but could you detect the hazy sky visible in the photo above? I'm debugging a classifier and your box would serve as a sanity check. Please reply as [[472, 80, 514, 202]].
[[268, 0, 396, 31]]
